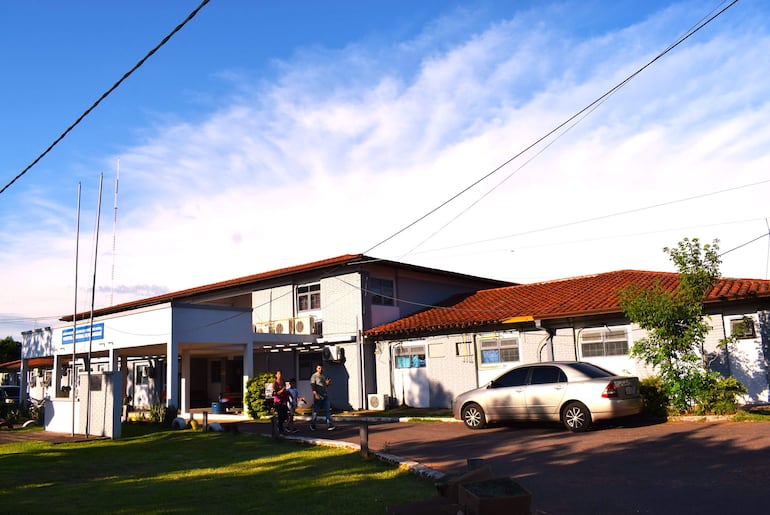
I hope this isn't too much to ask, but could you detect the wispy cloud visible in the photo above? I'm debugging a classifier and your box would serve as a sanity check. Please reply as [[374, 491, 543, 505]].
[[3, 1, 770, 338]]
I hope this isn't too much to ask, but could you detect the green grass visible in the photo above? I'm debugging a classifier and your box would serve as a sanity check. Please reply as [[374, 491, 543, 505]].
[[733, 407, 770, 422], [0, 426, 436, 514]]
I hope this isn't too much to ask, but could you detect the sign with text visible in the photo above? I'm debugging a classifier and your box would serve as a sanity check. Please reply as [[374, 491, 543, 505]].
[[62, 323, 105, 345]]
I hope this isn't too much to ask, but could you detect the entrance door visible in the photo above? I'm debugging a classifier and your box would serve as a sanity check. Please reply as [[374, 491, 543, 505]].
[[393, 344, 429, 408]]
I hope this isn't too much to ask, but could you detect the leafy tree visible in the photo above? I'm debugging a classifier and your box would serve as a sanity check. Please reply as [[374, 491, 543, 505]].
[[619, 238, 721, 413], [0, 336, 21, 363]]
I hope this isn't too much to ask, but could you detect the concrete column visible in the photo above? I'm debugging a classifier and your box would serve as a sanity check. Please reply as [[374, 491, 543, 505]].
[[53, 354, 63, 397], [243, 341, 254, 408], [19, 358, 28, 406], [180, 348, 191, 414], [108, 347, 118, 372], [167, 340, 179, 410], [120, 354, 128, 404]]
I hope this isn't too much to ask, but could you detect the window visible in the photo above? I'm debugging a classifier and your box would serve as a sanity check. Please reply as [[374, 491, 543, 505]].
[[135, 364, 150, 385], [395, 345, 426, 369], [530, 366, 567, 385], [730, 316, 756, 339], [580, 327, 629, 357], [494, 367, 529, 387], [370, 278, 395, 306], [297, 284, 321, 311], [455, 341, 472, 357], [299, 352, 322, 380], [479, 336, 520, 364]]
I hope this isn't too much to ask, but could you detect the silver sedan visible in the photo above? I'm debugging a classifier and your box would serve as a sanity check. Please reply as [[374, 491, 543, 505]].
[[452, 361, 642, 432]]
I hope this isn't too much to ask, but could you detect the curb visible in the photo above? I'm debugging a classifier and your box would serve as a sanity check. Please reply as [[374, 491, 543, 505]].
[[259, 432, 447, 482]]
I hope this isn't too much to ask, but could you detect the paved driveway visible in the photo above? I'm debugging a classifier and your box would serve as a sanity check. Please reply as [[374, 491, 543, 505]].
[[238, 417, 770, 515]]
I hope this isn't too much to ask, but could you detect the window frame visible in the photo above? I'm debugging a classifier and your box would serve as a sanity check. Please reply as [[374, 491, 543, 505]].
[[370, 278, 395, 306], [394, 344, 426, 369], [478, 335, 520, 365], [579, 326, 630, 358], [297, 283, 321, 312], [729, 316, 756, 339]]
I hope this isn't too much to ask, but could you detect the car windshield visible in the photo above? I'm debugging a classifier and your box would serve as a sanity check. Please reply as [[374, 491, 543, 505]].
[[565, 362, 615, 378]]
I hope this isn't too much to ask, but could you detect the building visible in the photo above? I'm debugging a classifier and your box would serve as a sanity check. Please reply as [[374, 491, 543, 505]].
[[365, 270, 770, 409], [20, 254, 510, 432]]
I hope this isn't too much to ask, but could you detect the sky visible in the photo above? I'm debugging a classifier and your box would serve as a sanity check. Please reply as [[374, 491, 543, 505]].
[[2, 0, 770, 340]]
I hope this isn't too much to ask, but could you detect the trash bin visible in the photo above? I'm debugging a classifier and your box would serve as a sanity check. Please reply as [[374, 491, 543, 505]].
[[211, 402, 225, 414]]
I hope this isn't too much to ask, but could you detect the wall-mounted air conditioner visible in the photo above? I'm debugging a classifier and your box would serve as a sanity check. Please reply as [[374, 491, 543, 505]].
[[322, 345, 340, 362], [254, 323, 273, 334], [294, 316, 315, 335], [273, 319, 293, 334], [368, 393, 389, 411]]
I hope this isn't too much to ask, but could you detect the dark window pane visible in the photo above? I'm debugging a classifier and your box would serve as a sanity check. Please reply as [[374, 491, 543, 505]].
[[495, 367, 529, 387]]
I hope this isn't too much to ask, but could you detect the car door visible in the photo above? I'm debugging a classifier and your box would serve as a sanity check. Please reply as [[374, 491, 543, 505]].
[[485, 366, 530, 419], [525, 365, 568, 419]]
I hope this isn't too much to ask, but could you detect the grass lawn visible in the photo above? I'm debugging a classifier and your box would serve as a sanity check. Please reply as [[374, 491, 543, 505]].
[[0, 425, 436, 514]]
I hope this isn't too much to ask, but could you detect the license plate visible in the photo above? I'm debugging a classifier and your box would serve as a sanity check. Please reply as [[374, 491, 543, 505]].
[[625, 386, 636, 395]]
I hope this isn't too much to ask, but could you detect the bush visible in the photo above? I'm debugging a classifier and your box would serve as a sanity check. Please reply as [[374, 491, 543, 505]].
[[693, 375, 747, 415], [244, 373, 275, 419], [639, 376, 669, 418], [149, 403, 179, 427]]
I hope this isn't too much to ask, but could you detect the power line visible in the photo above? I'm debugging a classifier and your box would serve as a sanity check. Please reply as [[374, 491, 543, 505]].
[[363, 0, 740, 256], [0, 0, 211, 196]]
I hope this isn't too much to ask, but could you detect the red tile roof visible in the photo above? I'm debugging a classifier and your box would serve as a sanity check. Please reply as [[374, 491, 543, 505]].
[[0, 357, 54, 371], [61, 254, 510, 322], [62, 254, 367, 321], [365, 270, 770, 338]]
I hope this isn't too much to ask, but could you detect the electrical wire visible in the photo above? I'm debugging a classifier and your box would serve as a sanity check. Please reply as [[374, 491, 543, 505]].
[[363, 0, 740, 257], [0, 0, 211, 196]]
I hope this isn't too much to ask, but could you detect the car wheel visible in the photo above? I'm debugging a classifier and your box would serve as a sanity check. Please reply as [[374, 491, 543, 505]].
[[562, 402, 592, 432], [461, 402, 487, 429]]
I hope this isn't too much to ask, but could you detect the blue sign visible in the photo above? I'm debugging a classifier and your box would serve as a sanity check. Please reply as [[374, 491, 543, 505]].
[[62, 323, 105, 345]]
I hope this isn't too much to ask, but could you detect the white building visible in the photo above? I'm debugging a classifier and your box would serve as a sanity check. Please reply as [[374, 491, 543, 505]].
[[21, 254, 509, 433], [366, 270, 770, 408]]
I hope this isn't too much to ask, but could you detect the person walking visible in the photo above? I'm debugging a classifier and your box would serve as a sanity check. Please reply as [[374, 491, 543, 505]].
[[272, 370, 289, 434], [310, 364, 334, 431], [286, 377, 304, 433]]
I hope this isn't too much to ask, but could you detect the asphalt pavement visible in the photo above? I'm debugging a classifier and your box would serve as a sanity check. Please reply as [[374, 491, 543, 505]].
[[5, 415, 769, 514], [235, 416, 770, 515]]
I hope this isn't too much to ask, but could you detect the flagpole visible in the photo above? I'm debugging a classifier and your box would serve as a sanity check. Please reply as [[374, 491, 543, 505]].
[[86, 173, 104, 439], [71, 183, 81, 437]]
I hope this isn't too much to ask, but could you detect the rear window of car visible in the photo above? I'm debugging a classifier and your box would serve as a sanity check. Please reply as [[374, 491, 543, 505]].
[[566, 362, 614, 378]]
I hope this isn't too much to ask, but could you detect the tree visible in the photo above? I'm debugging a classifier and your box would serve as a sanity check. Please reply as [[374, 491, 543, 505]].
[[618, 238, 721, 413], [0, 336, 21, 364]]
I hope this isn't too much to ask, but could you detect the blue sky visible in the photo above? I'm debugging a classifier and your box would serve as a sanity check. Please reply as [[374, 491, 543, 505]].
[[2, 0, 769, 339]]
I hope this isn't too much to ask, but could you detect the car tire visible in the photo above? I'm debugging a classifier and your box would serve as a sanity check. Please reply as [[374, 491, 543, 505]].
[[461, 402, 487, 429], [562, 401, 592, 432]]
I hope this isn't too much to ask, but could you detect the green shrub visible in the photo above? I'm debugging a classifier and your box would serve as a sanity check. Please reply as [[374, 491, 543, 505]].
[[149, 403, 179, 427], [693, 375, 747, 415], [639, 376, 669, 418], [245, 373, 275, 419]]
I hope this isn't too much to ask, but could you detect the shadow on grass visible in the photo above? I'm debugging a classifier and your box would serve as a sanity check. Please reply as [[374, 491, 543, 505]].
[[0, 426, 435, 514]]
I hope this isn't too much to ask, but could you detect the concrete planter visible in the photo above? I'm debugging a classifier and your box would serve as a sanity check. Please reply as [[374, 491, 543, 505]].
[[458, 476, 532, 515]]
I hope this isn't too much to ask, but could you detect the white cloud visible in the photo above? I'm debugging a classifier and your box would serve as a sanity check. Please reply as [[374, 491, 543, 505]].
[[3, 1, 770, 339]]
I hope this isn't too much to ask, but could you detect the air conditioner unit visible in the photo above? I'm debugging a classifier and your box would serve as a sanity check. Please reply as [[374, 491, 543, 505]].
[[293, 316, 315, 335], [254, 323, 273, 334], [368, 393, 389, 411], [273, 319, 293, 334], [322, 345, 339, 362]]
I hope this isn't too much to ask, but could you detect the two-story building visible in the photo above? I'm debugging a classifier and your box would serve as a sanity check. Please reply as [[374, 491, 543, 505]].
[[21, 254, 510, 431], [365, 270, 770, 409]]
